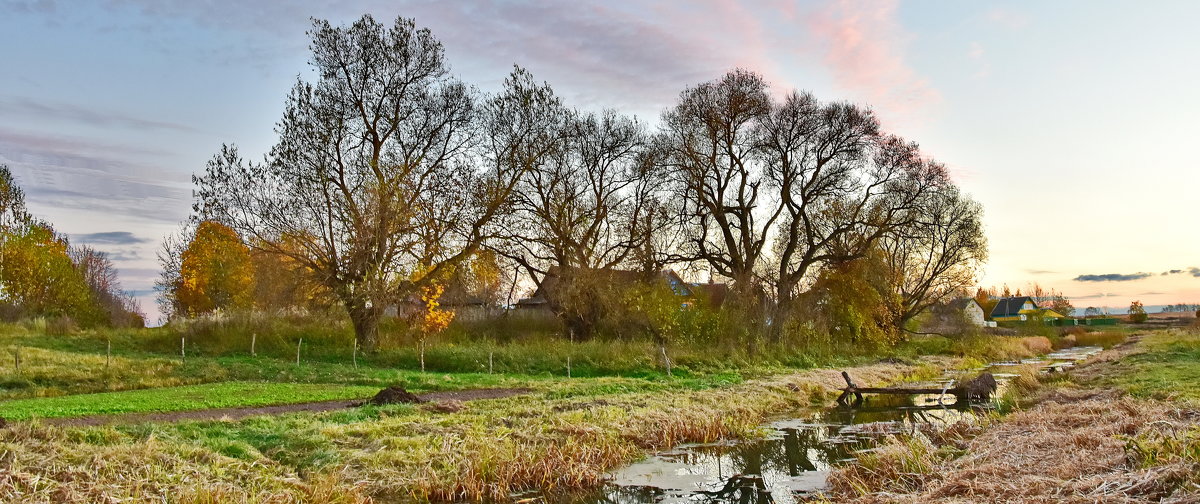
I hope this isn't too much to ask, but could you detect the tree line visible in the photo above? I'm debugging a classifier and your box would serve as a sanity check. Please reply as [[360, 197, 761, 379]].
[[0, 166, 145, 328], [161, 14, 987, 352]]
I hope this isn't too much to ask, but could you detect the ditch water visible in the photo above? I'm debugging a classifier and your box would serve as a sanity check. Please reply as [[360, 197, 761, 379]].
[[552, 346, 1103, 504]]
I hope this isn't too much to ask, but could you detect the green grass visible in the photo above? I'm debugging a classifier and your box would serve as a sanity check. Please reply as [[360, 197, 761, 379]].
[[0, 381, 382, 420], [1096, 330, 1200, 401]]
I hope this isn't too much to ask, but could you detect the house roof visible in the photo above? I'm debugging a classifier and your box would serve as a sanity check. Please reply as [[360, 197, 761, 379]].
[[991, 296, 1035, 317], [515, 266, 698, 306], [948, 297, 983, 311]]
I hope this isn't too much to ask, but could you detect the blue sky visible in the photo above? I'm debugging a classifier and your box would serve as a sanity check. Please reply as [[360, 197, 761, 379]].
[[2, 0, 1198, 320]]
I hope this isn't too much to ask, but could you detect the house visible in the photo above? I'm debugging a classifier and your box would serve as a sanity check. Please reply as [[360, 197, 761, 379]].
[[990, 296, 1066, 322], [515, 267, 701, 311], [925, 297, 993, 330], [949, 297, 988, 327]]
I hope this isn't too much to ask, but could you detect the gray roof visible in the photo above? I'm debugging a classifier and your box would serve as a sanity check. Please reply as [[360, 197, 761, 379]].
[[991, 296, 1035, 317]]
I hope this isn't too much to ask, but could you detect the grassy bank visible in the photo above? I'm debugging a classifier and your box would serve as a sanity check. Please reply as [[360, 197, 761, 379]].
[[1091, 330, 1200, 401], [0, 319, 1039, 402], [1, 360, 930, 503], [822, 329, 1200, 503], [0, 316, 1070, 502]]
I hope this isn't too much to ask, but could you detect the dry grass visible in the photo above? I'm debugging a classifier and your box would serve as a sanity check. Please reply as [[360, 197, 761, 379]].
[[1076, 330, 1130, 348], [1019, 336, 1053, 354], [827, 387, 1200, 503]]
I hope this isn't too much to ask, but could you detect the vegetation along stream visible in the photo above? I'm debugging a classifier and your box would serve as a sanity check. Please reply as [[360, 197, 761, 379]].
[[551, 347, 1104, 504]]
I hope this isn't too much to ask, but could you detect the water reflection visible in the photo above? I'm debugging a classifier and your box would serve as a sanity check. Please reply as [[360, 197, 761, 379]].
[[561, 347, 1103, 504]]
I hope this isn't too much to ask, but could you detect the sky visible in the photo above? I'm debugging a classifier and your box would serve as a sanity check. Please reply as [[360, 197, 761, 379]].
[[1, 0, 1198, 321]]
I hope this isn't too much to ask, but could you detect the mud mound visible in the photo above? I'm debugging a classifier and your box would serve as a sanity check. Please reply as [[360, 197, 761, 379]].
[[369, 386, 426, 406], [960, 372, 998, 401]]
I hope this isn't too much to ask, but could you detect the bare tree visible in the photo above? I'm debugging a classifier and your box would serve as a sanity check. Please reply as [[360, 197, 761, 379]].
[[879, 185, 987, 330], [71, 245, 144, 327], [658, 70, 779, 301], [491, 74, 661, 337], [193, 15, 523, 351]]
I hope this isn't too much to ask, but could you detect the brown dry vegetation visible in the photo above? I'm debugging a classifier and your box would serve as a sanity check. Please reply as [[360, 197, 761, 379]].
[[825, 332, 1200, 504]]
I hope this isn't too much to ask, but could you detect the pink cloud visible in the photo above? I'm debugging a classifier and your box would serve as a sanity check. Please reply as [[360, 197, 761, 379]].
[[807, 0, 941, 127]]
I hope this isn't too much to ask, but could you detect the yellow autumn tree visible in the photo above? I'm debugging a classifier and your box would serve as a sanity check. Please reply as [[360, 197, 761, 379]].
[[174, 220, 255, 316], [410, 266, 455, 372], [250, 233, 334, 313]]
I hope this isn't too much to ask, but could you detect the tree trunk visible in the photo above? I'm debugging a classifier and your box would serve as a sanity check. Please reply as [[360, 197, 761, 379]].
[[347, 298, 382, 353]]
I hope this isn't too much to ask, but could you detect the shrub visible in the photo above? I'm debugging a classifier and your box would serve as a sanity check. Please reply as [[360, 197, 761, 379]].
[[1129, 301, 1148, 324], [46, 316, 77, 336], [1074, 331, 1127, 348], [1019, 336, 1052, 354]]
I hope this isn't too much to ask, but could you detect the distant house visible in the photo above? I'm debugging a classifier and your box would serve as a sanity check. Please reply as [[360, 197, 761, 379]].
[[950, 297, 988, 327], [990, 296, 1037, 321], [515, 267, 709, 311], [990, 296, 1065, 322], [925, 297, 991, 330]]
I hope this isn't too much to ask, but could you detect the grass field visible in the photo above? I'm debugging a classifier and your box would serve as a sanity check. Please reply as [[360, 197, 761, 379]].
[[0, 382, 383, 420], [1092, 330, 1200, 401]]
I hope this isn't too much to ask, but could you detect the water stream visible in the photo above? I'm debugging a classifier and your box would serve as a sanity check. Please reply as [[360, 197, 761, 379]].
[[554, 346, 1103, 504]]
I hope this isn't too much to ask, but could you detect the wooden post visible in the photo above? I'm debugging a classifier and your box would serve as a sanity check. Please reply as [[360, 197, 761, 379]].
[[295, 338, 302, 366], [181, 336, 186, 363], [352, 338, 358, 369], [251, 332, 257, 357], [13, 347, 19, 375], [106, 338, 112, 371], [567, 356, 572, 378], [488, 351, 494, 374], [419, 340, 426, 373], [660, 344, 672, 377]]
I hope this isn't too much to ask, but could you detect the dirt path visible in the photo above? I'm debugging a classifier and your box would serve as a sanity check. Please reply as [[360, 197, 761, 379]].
[[45, 387, 533, 427]]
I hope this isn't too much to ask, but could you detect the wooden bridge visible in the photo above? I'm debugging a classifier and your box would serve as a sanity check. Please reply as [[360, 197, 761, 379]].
[[836, 371, 997, 405]]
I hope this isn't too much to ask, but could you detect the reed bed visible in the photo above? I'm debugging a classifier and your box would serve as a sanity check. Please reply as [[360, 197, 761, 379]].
[[827, 387, 1200, 503]]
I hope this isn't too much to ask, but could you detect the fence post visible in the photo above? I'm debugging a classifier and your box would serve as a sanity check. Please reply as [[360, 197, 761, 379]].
[[352, 338, 358, 369], [296, 338, 302, 367], [181, 335, 186, 363], [489, 351, 494, 374], [567, 355, 572, 378], [106, 337, 112, 372], [251, 332, 257, 357]]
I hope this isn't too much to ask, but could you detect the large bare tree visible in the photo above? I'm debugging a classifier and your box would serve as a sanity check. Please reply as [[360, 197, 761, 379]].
[[658, 70, 780, 300], [659, 70, 953, 332], [193, 16, 523, 350], [879, 185, 987, 330], [491, 75, 662, 337], [763, 99, 950, 323]]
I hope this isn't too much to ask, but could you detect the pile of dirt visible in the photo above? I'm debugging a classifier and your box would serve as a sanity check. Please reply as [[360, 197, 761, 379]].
[[958, 372, 997, 401], [369, 386, 426, 406]]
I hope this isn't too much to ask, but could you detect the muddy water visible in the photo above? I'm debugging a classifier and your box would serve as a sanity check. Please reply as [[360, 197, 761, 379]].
[[556, 346, 1103, 504]]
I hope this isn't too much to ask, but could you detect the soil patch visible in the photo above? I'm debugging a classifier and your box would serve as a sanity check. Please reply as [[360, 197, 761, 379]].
[[44, 387, 533, 427], [369, 386, 425, 405]]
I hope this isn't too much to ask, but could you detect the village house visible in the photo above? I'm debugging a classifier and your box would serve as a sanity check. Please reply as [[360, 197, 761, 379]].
[[950, 297, 988, 326], [515, 267, 723, 311], [990, 296, 1065, 322]]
